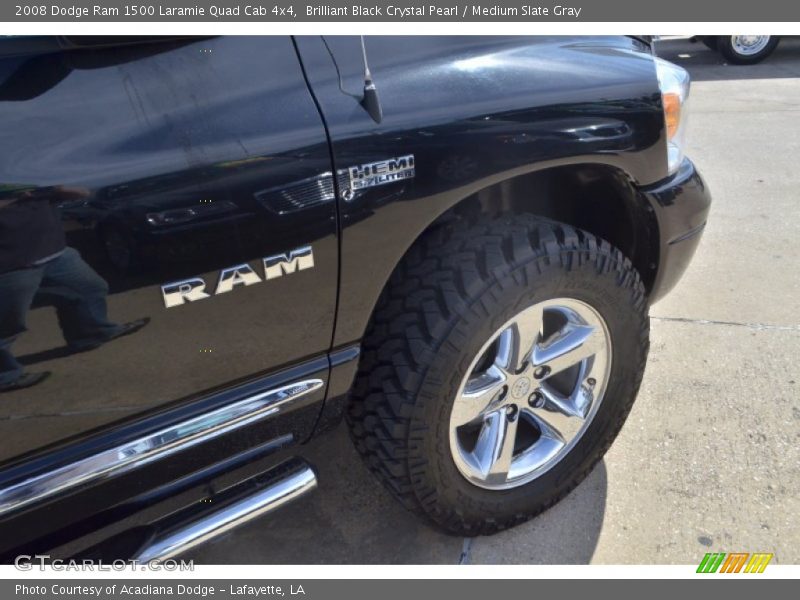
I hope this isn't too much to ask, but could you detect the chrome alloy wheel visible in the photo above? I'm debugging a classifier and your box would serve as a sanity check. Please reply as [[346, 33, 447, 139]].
[[731, 35, 771, 56], [448, 298, 612, 490]]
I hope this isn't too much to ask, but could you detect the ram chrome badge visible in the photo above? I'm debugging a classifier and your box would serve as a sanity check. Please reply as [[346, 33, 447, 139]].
[[161, 246, 314, 308]]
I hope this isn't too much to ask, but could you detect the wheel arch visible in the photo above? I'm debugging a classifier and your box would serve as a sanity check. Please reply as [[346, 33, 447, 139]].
[[433, 164, 659, 291], [334, 160, 661, 363], [370, 162, 660, 311]]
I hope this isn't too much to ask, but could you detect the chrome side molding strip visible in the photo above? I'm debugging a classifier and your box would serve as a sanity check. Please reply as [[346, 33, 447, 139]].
[[135, 460, 317, 562], [0, 379, 323, 517]]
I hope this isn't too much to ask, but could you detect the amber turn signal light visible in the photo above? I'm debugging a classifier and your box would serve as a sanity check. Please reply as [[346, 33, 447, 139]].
[[662, 92, 682, 140]]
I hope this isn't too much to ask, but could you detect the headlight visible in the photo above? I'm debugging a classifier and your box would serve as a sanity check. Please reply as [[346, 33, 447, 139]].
[[655, 57, 691, 175]]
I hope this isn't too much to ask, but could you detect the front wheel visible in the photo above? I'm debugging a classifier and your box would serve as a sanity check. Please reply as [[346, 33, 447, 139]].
[[347, 215, 650, 535], [718, 35, 779, 65]]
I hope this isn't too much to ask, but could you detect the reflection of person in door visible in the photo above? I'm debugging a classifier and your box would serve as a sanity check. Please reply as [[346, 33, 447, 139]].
[[0, 184, 149, 392]]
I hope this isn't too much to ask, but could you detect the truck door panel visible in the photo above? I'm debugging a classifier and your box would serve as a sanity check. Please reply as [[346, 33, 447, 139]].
[[0, 37, 336, 490]]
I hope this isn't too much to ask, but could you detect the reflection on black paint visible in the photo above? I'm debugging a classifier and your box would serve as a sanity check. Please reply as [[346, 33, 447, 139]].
[[0, 185, 149, 391]]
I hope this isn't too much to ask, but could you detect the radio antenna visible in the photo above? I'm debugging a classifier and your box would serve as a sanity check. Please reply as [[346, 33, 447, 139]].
[[359, 36, 383, 123]]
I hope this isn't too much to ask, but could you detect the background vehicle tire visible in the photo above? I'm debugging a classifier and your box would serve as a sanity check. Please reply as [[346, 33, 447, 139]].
[[718, 35, 779, 65], [346, 215, 650, 535]]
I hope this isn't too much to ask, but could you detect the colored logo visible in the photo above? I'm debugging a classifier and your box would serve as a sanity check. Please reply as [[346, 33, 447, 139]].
[[697, 552, 774, 573]]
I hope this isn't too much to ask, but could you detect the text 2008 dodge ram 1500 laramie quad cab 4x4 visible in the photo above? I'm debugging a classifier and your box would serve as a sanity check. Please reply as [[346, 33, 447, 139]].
[[0, 35, 710, 562]]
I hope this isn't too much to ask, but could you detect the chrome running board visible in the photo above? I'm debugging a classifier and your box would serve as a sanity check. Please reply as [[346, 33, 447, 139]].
[[135, 459, 317, 561], [0, 379, 323, 517]]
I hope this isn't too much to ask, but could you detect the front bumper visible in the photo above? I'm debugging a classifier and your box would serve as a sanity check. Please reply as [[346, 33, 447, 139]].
[[640, 158, 712, 303]]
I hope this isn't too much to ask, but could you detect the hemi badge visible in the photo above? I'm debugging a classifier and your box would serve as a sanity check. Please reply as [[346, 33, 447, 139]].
[[348, 154, 415, 192]]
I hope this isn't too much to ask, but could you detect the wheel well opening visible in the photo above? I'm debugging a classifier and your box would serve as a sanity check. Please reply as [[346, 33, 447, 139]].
[[430, 164, 658, 292]]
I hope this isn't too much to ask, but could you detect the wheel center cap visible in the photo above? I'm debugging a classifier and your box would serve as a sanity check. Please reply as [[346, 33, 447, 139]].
[[510, 377, 532, 400]]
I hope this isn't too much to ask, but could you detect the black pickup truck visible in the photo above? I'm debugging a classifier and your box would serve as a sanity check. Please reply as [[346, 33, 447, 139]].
[[0, 35, 710, 562]]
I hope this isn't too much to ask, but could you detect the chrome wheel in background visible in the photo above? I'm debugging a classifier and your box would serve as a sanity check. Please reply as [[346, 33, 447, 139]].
[[730, 36, 771, 56], [718, 35, 779, 65], [449, 298, 612, 490]]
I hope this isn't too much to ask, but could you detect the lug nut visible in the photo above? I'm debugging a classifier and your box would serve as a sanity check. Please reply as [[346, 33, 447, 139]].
[[587, 377, 596, 386], [533, 366, 551, 379], [528, 391, 544, 408], [506, 404, 518, 420]]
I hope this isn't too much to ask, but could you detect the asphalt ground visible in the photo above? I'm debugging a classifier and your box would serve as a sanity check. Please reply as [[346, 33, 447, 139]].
[[189, 37, 800, 565]]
